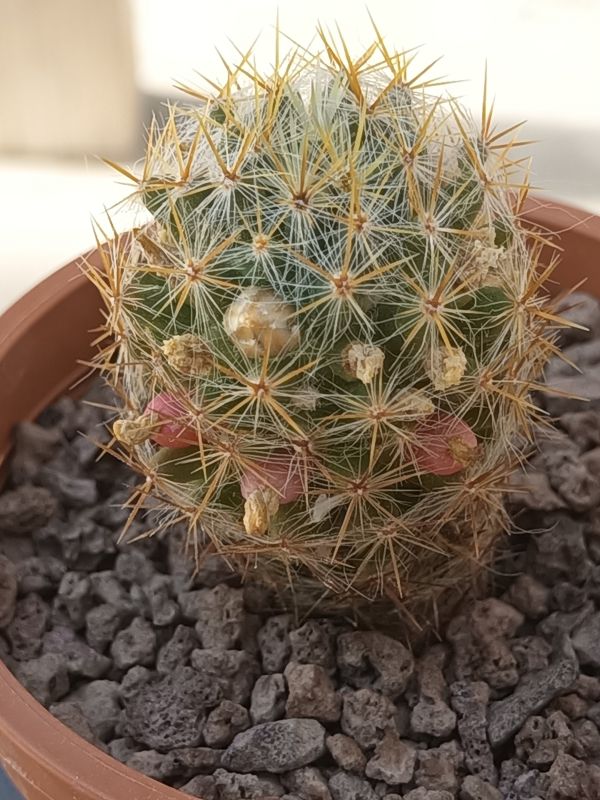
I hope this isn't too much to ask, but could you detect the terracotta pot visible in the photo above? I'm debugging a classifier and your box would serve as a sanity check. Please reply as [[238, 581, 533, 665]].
[[1, 198, 599, 800]]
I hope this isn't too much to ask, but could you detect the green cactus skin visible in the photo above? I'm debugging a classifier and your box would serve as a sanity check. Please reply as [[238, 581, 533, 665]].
[[92, 25, 561, 628]]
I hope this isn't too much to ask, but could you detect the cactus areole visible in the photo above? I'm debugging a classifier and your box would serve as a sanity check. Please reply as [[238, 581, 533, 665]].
[[93, 24, 560, 622]]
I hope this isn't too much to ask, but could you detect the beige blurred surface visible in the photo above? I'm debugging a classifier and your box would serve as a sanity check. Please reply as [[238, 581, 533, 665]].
[[1, 1, 599, 313]]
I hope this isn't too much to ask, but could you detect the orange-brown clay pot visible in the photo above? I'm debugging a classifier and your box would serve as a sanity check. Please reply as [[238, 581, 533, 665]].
[[1, 198, 600, 800]]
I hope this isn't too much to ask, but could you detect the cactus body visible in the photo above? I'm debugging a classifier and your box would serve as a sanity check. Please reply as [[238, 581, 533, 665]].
[[93, 26, 559, 624]]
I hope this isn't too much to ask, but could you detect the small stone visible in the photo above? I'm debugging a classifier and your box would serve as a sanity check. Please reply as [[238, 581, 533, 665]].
[[415, 741, 463, 794], [156, 624, 197, 674], [126, 750, 177, 781], [341, 688, 396, 749], [114, 550, 156, 585], [530, 516, 592, 585], [572, 611, 600, 668], [251, 673, 287, 724], [42, 626, 111, 678], [124, 666, 213, 750], [570, 718, 600, 760], [191, 648, 260, 706], [258, 614, 292, 673], [283, 767, 332, 800], [336, 631, 414, 699], [504, 574, 550, 620], [326, 734, 366, 775], [85, 603, 131, 652], [179, 775, 217, 800], [213, 768, 284, 799], [328, 771, 377, 800], [107, 737, 141, 763], [110, 617, 157, 669], [38, 466, 98, 509], [0, 554, 17, 628], [10, 421, 62, 484], [487, 638, 579, 747], [0, 485, 57, 533], [119, 665, 152, 702], [459, 775, 502, 800], [511, 635, 553, 674], [56, 572, 92, 628], [144, 574, 179, 627], [410, 646, 456, 738], [15, 556, 66, 595], [547, 752, 596, 800], [170, 745, 223, 775], [222, 719, 326, 773], [187, 584, 247, 649], [289, 620, 336, 673], [285, 662, 341, 723], [539, 600, 594, 639], [554, 692, 589, 719], [49, 701, 105, 748], [69, 679, 121, 741], [89, 571, 133, 611], [6, 593, 49, 660], [552, 581, 587, 612], [561, 409, 600, 449], [14, 653, 69, 705], [204, 700, 251, 748], [365, 731, 416, 785]]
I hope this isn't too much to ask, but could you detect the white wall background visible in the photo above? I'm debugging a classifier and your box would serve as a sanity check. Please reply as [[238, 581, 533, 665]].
[[1, 0, 599, 312]]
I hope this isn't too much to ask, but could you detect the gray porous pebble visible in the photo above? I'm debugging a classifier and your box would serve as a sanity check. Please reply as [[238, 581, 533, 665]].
[[85, 602, 131, 652], [285, 661, 341, 722], [336, 631, 413, 698], [42, 625, 111, 678], [450, 681, 496, 785], [251, 673, 287, 724], [203, 700, 251, 747], [124, 665, 215, 750], [222, 719, 326, 773], [13, 652, 69, 705], [325, 734, 366, 775], [289, 620, 337, 673], [341, 688, 396, 749], [282, 766, 332, 800], [110, 617, 157, 669], [156, 623, 197, 674], [49, 701, 105, 749], [0, 485, 57, 534], [258, 614, 292, 673], [68, 679, 122, 741], [328, 770, 378, 800], [410, 645, 456, 738], [191, 647, 260, 705], [5, 357, 600, 798], [6, 592, 49, 660], [191, 584, 247, 649], [364, 730, 416, 785], [214, 768, 284, 799]]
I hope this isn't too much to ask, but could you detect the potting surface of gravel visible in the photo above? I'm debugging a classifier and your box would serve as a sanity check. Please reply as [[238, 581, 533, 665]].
[[3, 292, 600, 800]]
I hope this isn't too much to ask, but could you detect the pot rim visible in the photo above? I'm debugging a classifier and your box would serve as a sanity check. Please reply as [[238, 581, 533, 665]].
[[0, 196, 599, 800]]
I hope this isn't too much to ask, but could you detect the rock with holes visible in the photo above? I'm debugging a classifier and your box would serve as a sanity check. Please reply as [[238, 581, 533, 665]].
[[222, 719, 326, 773]]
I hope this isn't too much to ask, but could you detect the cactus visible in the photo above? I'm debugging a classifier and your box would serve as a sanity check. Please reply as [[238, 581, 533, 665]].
[[91, 23, 560, 625]]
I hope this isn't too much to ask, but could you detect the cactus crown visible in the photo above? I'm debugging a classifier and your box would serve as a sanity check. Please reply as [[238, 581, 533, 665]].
[[92, 23, 559, 623]]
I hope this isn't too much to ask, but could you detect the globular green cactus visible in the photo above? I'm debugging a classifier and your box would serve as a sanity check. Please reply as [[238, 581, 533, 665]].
[[92, 24, 560, 624]]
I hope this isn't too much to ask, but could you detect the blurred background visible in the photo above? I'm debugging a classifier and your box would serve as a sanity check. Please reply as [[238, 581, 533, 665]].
[[1, 0, 599, 313]]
